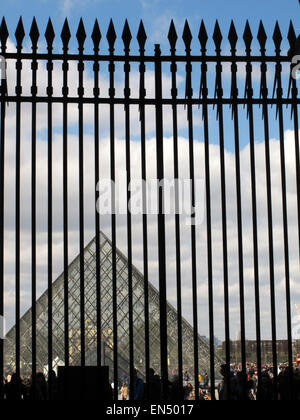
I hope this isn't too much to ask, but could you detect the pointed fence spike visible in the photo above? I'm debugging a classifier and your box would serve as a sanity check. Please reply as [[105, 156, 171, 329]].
[[182, 20, 192, 51], [213, 20, 223, 51], [288, 21, 296, 49], [137, 20, 147, 52], [122, 19, 132, 52], [257, 21, 267, 52], [92, 19, 102, 51], [228, 21, 238, 51], [45, 18, 55, 49], [243, 20, 253, 51], [0, 18, 9, 49], [61, 18, 71, 50], [287, 21, 300, 58], [273, 21, 282, 51], [15, 17, 25, 47], [29, 17, 40, 48], [76, 18, 87, 50], [168, 20, 178, 51], [106, 19, 117, 51], [198, 20, 208, 52]]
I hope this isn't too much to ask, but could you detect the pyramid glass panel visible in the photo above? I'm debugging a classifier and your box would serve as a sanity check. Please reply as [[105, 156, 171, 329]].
[[4, 232, 223, 381]]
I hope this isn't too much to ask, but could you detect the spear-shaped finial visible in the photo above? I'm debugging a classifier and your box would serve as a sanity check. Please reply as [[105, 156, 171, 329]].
[[243, 20, 253, 54], [45, 18, 55, 51], [182, 20, 192, 53], [29, 17, 40, 51], [92, 19, 102, 52], [273, 21, 282, 54], [257, 21, 267, 54], [61, 18, 71, 52], [168, 20, 178, 53], [213, 20, 223, 54], [107, 19, 117, 53], [228, 21, 238, 53], [137, 20, 147, 54], [76, 18, 87, 52], [15, 17, 25, 49], [122, 19, 132, 53], [0, 18, 9, 51], [198, 20, 208, 54]]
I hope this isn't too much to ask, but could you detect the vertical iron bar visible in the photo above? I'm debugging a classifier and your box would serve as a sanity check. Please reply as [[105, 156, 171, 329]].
[[31, 34, 38, 400], [78, 41, 85, 371], [46, 31, 54, 400], [288, 28, 300, 311], [154, 44, 168, 400], [260, 59, 278, 398], [170, 47, 183, 397], [245, 59, 263, 398], [0, 37, 6, 394], [185, 45, 199, 401], [201, 49, 216, 401], [292, 110, 300, 251], [124, 42, 134, 401], [231, 53, 245, 401], [215, 56, 239, 398], [93, 40, 101, 369], [275, 58, 294, 398], [291, 78, 300, 327], [293, 120, 300, 265], [15, 39, 22, 381], [139, 42, 150, 400], [292, 82, 300, 400], [62, 36, 70, 392], [108, 43, 118, 402]]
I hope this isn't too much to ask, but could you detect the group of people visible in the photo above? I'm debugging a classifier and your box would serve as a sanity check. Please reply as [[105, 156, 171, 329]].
[[119, 368, 211, 401], [218, 364, 300, 400], [0, 371, 59, 400], [2, 364, 300, 400], [120, 368, 171, 401], [120, 364, 300, 401]]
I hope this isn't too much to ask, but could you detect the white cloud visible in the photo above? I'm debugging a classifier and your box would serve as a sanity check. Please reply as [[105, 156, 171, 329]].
[[59, 0, 106, 16], [61, 0, 73, 15]]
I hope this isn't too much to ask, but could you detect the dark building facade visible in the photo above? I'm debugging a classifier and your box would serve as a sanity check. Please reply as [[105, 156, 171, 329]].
[[222, 340, 300, 364]]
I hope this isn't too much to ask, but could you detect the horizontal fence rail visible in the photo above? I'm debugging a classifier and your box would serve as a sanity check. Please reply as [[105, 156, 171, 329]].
[[0, 16, 299, 401]]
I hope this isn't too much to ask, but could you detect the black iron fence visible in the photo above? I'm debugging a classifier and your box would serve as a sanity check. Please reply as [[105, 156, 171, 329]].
[[0, 16, 300, 401]]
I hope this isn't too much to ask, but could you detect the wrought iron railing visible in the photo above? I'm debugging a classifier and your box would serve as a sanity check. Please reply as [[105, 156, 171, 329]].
[[0, 16, 299, 400]]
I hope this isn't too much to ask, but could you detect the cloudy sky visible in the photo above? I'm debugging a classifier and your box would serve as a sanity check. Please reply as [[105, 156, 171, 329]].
[[1, 0, 300, 346]]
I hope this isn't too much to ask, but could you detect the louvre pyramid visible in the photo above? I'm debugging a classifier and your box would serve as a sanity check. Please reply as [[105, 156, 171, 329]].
[[4, 232, 222, 380]]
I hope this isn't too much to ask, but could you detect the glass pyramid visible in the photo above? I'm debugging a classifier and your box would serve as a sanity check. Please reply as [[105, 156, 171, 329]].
[[4, 232, 222, 381]]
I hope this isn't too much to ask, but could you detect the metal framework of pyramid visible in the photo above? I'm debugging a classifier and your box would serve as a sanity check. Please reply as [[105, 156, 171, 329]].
[[4, 232, 223, 380]]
